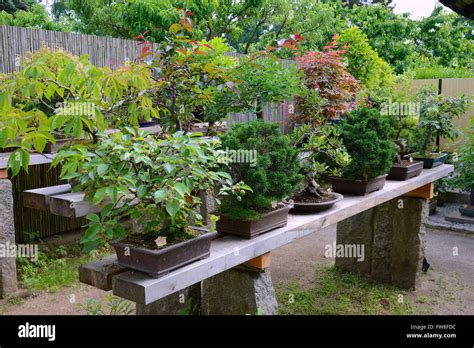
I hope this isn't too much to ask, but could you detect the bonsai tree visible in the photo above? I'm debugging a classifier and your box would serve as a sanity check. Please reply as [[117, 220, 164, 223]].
[[0, 48, 157, 176], [414, 87, 470, 157], [218, 120, 303, 220], [136, 11, 238, 132], [288, 123, 351, 200], [294, 35, 361, 124], [53, 128, 249, 251], [338, 107, 395, 180], [449, 119, 474, 199]]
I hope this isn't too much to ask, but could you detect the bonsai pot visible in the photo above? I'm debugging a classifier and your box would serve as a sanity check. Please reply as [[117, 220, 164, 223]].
[[459, 205, 474, 218], [406, 153, 448, 169], [216, 204, 290, 239], [139, 119, 159, 128], [470, 189, 474, 206], [387, 160, 423, 180], [110, 230, 216, 278], [330, 175, 387, 196], [283, 193, 344, 213]]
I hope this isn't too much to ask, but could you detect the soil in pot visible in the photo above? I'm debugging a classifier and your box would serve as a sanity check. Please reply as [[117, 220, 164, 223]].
[[285, 190, 344, 213], [387, 160, 424, 180], [330, 175, 387, 196], [406, 152, 448, 169], [216, 204, 290, 239], [110, 228, 216, 278]]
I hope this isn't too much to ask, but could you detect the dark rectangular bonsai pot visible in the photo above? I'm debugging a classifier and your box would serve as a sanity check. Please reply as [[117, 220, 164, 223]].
[[406, 153, 448, 169], [216, 204, 290, 239], [387, 161, 424, 180], [110, 231, 217, 278], [330, 175, 387, 196]]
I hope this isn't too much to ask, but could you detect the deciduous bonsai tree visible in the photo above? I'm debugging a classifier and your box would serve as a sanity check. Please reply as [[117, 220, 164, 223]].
[[53, 128, 249, 251], [217, 120, 303, 221], [338, 107, 395, 180], [449, 119, 474, 202], [0, 48, 157, 176], [288, 123, 351, 202], [414, 87, 470, 157]]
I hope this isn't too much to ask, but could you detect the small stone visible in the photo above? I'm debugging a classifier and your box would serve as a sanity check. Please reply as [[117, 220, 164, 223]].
[[154, 237, 167, 248]]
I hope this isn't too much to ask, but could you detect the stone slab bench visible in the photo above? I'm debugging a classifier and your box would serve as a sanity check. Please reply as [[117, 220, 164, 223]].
[[76, 165, 453, 314]]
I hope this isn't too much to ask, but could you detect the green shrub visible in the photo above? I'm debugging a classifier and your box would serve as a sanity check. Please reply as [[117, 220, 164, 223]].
[[218, 120, 303, 220], [339, 107, 395, 180], [336, 27, 396, 98]]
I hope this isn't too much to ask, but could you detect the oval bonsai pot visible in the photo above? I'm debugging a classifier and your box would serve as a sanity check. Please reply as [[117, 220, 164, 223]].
[[216, 204, 290, 239], [405, 153, 448, 169], [459, 205, 474, 218], [283, 193, 344, 213], [387, 160, 424, 180], [330, 175, 387, 196], [110, 230, 216, 278]]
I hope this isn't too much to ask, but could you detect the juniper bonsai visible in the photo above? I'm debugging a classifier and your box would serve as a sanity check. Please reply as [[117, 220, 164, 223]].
[[218, 120, 304, 220], [338, 107, 395, 181], [289, 123, 351, 200]]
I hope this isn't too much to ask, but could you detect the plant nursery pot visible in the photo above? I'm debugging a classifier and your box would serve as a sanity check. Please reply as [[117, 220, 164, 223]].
[[110, 230, 216, 278], [406, 153, 448, 169], [459, 205, 474, 218], [330, 175, 387, 196], [216, 204, 290, 239], [283, 193, 344, 213], [387, 160, 424, 180]]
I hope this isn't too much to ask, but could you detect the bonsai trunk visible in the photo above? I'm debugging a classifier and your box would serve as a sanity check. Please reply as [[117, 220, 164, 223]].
[[303, 174, 327, 198], [256, 99, 264, 120]]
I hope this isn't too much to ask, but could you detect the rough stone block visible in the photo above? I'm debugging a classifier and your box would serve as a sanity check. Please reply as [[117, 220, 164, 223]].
[[0, 179, 18, 298], [201, 268, 277, 315], [135, 283, 201, 315], [336, 197, 427, 290]]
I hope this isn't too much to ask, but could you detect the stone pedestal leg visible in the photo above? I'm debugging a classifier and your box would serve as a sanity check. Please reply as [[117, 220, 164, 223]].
[[135, 283, 201, 315], [0, 179, 18, 298], [201, 268, 278, 315], [336, 197, 427, 290]]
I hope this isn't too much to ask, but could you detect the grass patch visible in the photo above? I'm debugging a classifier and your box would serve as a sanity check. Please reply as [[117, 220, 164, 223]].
[[17, 243, 111, 293], [276, 265, 416, 315]]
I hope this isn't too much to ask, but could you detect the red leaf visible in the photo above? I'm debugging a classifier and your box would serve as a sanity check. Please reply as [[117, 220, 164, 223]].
[[185, 10, 193, 16], [294, 34, 304, 42], [177, 48, 187, 55]]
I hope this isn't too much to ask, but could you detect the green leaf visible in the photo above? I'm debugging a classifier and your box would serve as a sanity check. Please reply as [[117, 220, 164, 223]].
[[174, 182, 189, 197], [93, 187, 107, 204], [86, 213, 100, 223], [165, 200, 180, 218], [0, 128, 7, 147], [154, 189, 166, 203], [137, 185, 148, 199], [97, 164, 109, 176]]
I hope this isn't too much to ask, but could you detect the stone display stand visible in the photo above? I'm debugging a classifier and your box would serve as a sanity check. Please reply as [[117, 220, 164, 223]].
[[336, 197, 427, 289], [73, 165, 452, 314], [0, 179, 18, 298]]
